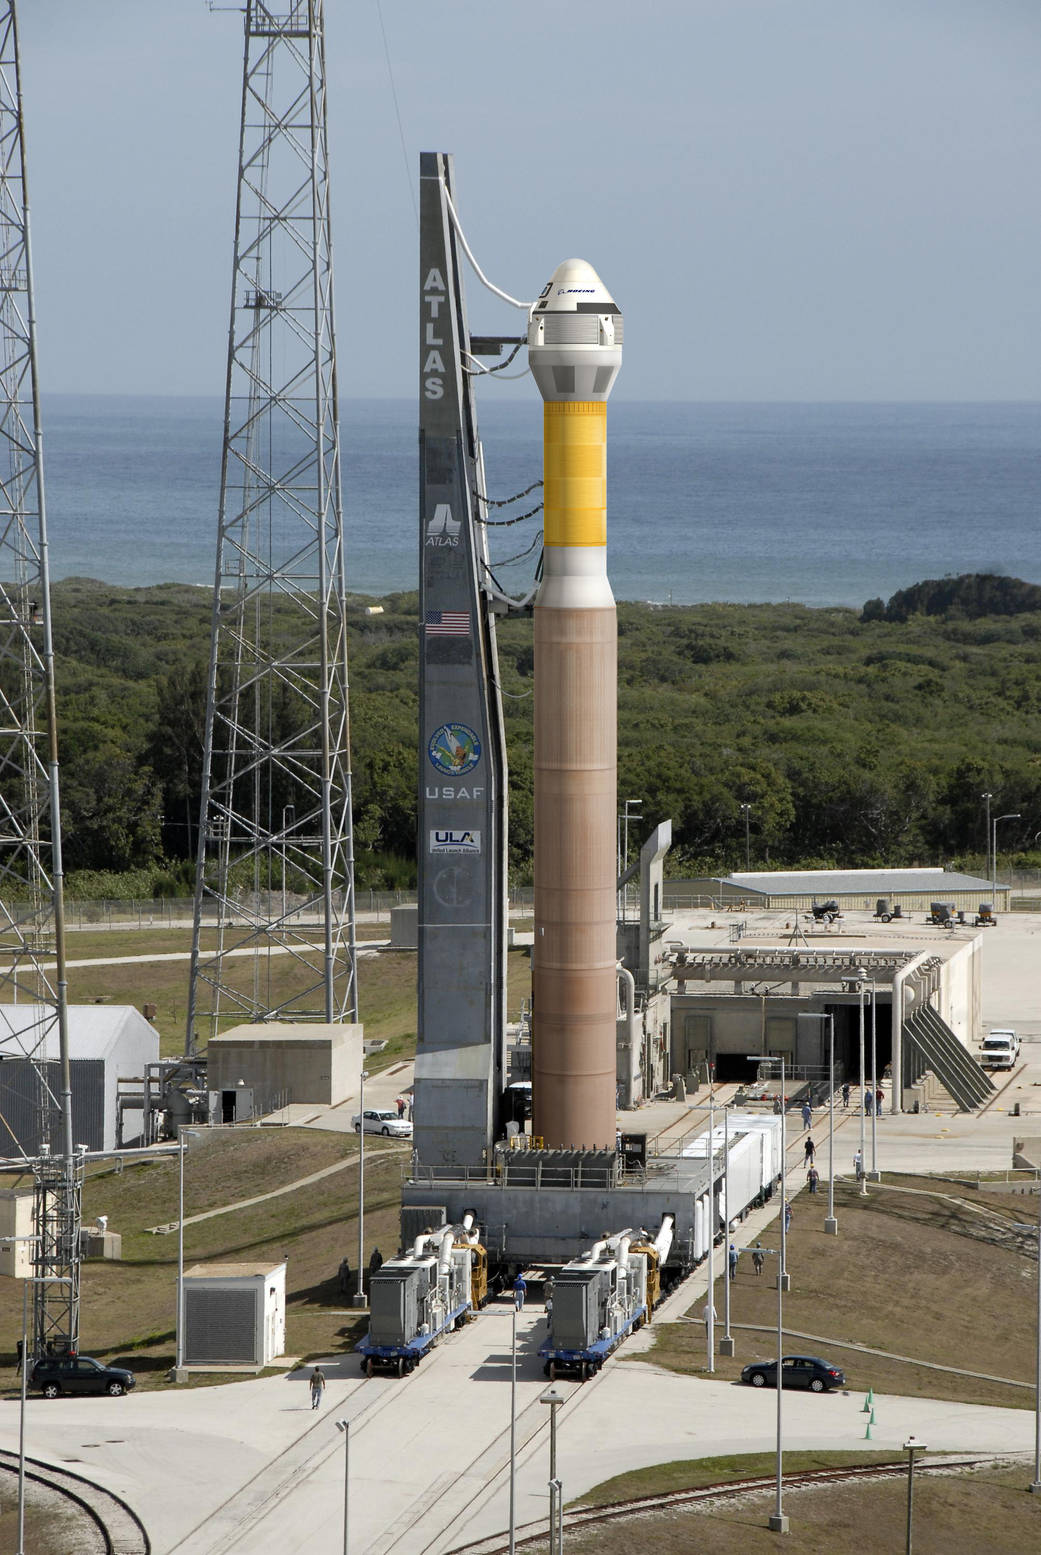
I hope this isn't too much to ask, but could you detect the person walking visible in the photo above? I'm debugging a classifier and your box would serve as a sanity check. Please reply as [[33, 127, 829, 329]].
[[513, 1272, 527, 1311], [864, 1089, 874, 1116], [309, 1367, 326, 1410], [875, 1086, 884, 1114], [801, 1101, 812, 1131], [784, 1199, 792, 1233], [803, 1135, 815, 1165], [752, 1241, 765, 1277], [396, 1096, 406, 1118], [807, 1164, 820, 1194], [841, 1082, 850, 1110], [728, 1241, 739, 1282], [854, 1148, 864, 1181]]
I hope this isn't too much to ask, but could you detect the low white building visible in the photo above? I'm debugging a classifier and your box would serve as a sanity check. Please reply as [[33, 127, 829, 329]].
[[182, 1260, 287, 1368], [0, 1005, 158, 1155]]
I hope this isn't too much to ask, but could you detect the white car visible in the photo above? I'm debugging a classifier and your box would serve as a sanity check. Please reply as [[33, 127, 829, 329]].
[[351, 1107, 412, 1138], [980, 1032, 1018, 1071]]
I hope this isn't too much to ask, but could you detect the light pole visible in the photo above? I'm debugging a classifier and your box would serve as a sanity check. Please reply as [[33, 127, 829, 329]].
[[739, 802, 752, 870], [992, 812, 1021, 909], [281, 803, 295, 922], [982, 791, 993, 885], [844, 969, 868, 1196], [539, 1384, 564, 1555], [1012, 1190, 1041, 1494], [509, 1300, 518, 1555], [176, 1126, 201, 1373], [721, 1103, 735, 1357], [868, 981, 880, 1180], [746, 1054, 789, 1288], [706, 1085, 715, 1372], [825, 1013, 837, 1236], [353, 1069, 369, 1307], [1034, 1177, 1041, 1495], [335, 1417, 350, 1555], [903, 1436, 927, 1554]]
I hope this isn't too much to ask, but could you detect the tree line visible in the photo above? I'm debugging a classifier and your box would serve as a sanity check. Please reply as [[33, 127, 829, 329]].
[[44, 573, 1041, 895]]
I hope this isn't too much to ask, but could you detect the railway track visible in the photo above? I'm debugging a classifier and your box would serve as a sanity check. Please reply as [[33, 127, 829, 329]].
[[448, 1454, 997, 1555], [0, 1445, 150, 1555]]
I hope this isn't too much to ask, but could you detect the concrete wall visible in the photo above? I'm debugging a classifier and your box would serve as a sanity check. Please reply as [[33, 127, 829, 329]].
[[390, 905, 418, 949], [671, 993, 802, 1079], [934, 936, 982, 1051], [208, 1023, 363, 1107]]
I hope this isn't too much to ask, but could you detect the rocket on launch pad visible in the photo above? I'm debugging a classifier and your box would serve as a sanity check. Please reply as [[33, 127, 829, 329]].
[[528, 259, 623, 1151]]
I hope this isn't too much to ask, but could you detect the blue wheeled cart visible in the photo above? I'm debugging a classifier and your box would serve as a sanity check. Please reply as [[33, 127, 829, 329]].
[[357, 1297, 470, 1378], [539, 1301, 647, 1381]]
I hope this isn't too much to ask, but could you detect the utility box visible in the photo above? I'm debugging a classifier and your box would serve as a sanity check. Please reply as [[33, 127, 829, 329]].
[[207, 1022, 363, 1110], [80, 1228, 122, 1261], [0, 1190, 33, 1277], [182, 1261, 287, 1367], [552, 1265, 612, 1351], [390, 905, 418, 949]]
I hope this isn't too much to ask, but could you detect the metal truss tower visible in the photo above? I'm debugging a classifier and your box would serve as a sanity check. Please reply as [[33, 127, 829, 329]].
[[187, 0, 357, 1047], [0, 0, 80, 1357]]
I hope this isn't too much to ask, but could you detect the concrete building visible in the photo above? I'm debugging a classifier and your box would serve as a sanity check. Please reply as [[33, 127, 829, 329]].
[[663, 868, 1010, 914], [0, 1005, 159, 1155], [206, 1022, 363, 1113], [181, 1260, 287, 1368], [669, 932, 987, 1112]]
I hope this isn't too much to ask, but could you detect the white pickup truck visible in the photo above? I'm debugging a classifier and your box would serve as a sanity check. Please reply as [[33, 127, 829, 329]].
[[980, 1029, 1020, 1070]]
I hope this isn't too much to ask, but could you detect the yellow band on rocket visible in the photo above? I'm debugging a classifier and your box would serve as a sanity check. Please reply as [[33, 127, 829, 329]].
[[543, 402, 607, 547]]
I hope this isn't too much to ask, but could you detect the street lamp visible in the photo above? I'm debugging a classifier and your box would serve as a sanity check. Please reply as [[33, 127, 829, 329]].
[[706, 1084, 715, 1372], [176, 1127, 201, 1373], [992, 812, 1021, 910], [1010, 1193, 1041, 1494], [1, 1233, 40, 1555], [353, 1070, 370, 1308], [335, 1417, 350, 1555], [903, 1436, 927, 1555], [721, 1103, 735, 1357], [739, 802, 752, 871], [539, 1384, 565, 1555], [281, 804, 295, 922], [982, 791, 993, 884], [825, 1013, 837, 1236], [509, 1301, 518, 1555], [843, 970, 868, 1196], [868, 980, 880, 1180], [744, 1054, 790, 1282]]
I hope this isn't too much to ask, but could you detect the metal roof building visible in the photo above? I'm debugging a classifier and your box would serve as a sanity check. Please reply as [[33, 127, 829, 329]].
[[0, 1005, 159, 1156], [669, 868, 1008, 913]]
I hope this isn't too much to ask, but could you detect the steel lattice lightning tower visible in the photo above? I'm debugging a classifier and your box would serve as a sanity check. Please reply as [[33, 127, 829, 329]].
[[0, 0, 81, 1358], [187, 0, 357, 1047]]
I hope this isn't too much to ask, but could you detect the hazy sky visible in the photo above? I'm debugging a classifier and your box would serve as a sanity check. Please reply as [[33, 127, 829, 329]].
[[20, 0, 1041, 401]]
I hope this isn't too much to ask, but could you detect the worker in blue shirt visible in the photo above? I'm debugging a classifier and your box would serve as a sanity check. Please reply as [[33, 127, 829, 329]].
[[513, 1272, 527, 1311]]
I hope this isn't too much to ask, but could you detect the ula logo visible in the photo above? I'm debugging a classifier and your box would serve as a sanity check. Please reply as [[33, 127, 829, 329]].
[[426, 503, 460, 548], [430, 829, 481, 855]]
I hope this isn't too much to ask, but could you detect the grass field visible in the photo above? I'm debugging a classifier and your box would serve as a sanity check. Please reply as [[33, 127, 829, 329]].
[[0, 1128, 410, 1391], [635, 1176, 1038, 1409], [50, 926, 532, 1069], [546, 1457, 1041, 1554]]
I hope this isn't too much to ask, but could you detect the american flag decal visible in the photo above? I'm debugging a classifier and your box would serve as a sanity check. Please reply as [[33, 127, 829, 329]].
[[425, 610, 471, 637]]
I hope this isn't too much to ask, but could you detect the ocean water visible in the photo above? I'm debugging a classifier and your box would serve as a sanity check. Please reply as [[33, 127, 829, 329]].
[[40, 395, 1041, 608]]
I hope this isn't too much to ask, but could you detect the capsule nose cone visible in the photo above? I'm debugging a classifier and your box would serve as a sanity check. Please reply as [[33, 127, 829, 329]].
[[539, 258, 617, 312], [528, 256, 623, 403]]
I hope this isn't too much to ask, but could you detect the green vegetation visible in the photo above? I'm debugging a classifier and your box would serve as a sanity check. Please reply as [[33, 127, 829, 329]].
[[571, 1450, 901, 1507], [636, 1177, 1037, 1409], [45, 572, 1041, 890], [550, 1461, 1040, 1555], [0, 1129, 405, 1390]]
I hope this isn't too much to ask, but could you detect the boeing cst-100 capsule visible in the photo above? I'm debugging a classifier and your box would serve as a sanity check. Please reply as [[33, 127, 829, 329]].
[[529, 259, 622, 1150]]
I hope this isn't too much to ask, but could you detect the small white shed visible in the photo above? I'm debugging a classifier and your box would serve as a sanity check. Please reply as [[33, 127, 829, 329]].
[[182, 1260, 287, 1368]]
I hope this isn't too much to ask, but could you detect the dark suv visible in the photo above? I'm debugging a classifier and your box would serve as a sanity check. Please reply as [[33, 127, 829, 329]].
[[30, 1355, 135, 1399]]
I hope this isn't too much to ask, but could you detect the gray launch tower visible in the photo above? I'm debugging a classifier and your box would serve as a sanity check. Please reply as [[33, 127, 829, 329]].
[[187, 0, 357, 1043], [0, 0, 81, 1358], [415, 155, 510, 1167]]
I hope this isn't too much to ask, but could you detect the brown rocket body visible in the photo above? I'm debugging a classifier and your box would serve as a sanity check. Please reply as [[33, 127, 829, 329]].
[[528, 262, 623, 1151]]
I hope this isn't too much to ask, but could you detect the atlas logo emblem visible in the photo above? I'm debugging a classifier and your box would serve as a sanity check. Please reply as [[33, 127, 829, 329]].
[[426, 504, 460, 548], [428, 723, 481, 776]]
